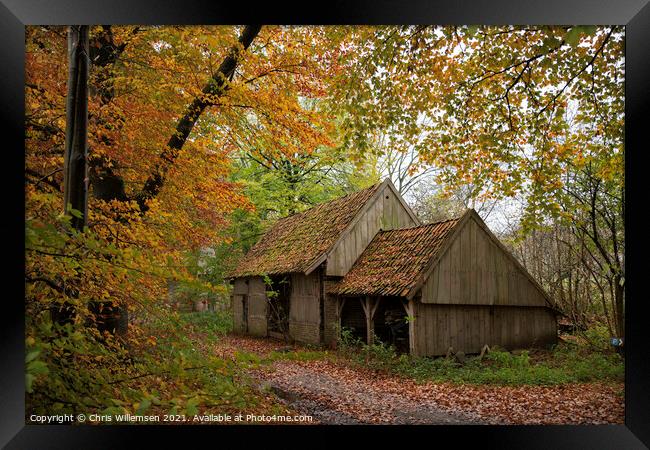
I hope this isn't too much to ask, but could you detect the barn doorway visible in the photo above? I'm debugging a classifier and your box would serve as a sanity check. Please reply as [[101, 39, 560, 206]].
[[267, 276, 291, 340], [373, 299, 410, 353], [340, 298, 367, 345]]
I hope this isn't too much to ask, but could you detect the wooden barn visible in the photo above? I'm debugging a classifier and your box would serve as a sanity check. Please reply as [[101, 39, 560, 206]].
[[228, 179, 557, 356]]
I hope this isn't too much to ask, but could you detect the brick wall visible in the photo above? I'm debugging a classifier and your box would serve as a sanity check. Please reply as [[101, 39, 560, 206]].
[[289, 320, 320, 345], [322, 279, 340, 348]]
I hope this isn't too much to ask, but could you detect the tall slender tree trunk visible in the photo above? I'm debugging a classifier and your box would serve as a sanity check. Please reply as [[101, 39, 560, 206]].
[[63, 25, 90, 230], [52, 25, 90, 327], [614, 276, 625, 340]]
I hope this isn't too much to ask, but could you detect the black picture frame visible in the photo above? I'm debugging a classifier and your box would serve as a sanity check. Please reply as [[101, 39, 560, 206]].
[[3, 1, 649, 448]]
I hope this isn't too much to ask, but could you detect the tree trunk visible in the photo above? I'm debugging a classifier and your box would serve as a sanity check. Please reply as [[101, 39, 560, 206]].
[[53, 25, 90, 327], [63, 25, 90, 231], [136, 25, 262, 213], [614, 276, 624, 340]]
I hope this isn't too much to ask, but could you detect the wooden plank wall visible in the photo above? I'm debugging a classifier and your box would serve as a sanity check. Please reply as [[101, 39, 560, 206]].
[[231, 278, 248, 332], [422, 216, 548, 307], [327, 185, 418, 276], [413, 303, 557, 356], [289, 272, 322, 344], [232, 278, 248, 295], [232, 294, 245, 332], [247, 277, 268, 337]]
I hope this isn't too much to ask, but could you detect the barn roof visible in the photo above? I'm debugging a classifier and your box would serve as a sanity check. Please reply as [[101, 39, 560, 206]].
[[328, 216, 461, 297], [228, 182, 383, 278]]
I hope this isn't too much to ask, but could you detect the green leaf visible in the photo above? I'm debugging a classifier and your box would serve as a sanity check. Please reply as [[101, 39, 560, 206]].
[[136, 398, 152, 415], [27, 360, 49, 375], [466, 25, 479, 37], [68, 208, 83, 219], [576, 25, 597, 36], [565, 27, 584, 47], [542, 36, 563, 50], [25, 349, 41, 363], [185, 397, 200, 416], [25, 373, 35, 393]]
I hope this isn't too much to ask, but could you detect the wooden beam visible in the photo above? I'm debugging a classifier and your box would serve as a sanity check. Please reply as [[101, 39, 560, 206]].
[[370, 296, 381, 320], [337, 297, 347, 317], [360, 296, 375, 345], [402, 299, 416, 355]]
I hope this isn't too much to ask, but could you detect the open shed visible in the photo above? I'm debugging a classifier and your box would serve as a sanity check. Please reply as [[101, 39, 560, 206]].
[[328, 209, 558, 356]]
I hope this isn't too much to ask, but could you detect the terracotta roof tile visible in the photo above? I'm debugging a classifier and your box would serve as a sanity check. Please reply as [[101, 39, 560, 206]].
[[228, 183, 382, 278], [328, 218, 460, 297]]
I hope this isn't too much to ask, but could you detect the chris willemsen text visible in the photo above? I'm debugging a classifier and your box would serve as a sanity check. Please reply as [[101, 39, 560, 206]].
[[29, 413, 313, 423]]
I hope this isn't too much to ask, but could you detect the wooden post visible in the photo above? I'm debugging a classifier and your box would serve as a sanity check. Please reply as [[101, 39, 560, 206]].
[[360, 296, 381, 345], [359, 297, 370, 345], [402, 299, 416, 355]]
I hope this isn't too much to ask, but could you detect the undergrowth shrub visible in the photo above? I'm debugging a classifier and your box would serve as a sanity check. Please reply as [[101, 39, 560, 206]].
[[336, 330, 624, 386]]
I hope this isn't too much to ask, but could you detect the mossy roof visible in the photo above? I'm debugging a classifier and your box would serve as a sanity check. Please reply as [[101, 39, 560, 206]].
[[228, 183, 382, 278], [327, 217, 460, 297]]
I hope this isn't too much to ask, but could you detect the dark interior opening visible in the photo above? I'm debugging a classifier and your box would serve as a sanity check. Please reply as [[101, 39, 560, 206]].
[[340, 298, 367, 344], [267, 275, 290, 335], [242, 294, 249, 333], [339, 297, 410, 352], [373, 299, 410, 353]]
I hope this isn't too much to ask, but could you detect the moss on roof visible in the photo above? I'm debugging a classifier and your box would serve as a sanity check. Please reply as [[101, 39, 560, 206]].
[[328, 218, 460, 297], [228, 183, 382, 278]]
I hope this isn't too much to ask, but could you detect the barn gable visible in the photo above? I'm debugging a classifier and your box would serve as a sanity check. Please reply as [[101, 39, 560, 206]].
[[329, 209, 554, 309], [312, 180, 420, 277], [228, 179, 419, 278], [418, 210, 553, 308]]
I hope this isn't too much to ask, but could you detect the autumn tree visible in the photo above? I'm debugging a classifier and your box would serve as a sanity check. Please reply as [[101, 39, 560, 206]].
[[327, 25, 624, 339], [25, 24, 343, 416]]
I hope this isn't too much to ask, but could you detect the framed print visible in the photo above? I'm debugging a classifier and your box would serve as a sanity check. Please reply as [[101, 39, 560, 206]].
[[3, 0, 649, 448]]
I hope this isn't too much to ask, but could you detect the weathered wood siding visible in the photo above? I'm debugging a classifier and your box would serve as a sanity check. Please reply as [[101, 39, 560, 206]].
[[247, 277, 268, 336], [412, 303, 557, 356], [326, 184, 418, 276], [231, 277, 268, 336], [232, 294, 245, 332], [289, 272, 321, 344], [231, 278, 248, 333], [422, 216, 548, 307], [232, 278, 248, 295]]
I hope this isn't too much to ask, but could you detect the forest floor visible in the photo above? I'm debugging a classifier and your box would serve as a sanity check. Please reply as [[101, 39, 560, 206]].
[[207, 334, 625, 425]]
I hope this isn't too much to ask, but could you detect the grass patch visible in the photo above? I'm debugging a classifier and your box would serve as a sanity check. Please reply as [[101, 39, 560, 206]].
[[336, 328, 624, 386], [178, 309, 233, 337]]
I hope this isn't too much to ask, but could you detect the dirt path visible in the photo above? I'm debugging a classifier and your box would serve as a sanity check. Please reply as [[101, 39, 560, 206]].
[[210, 335, 624, 425], [252, 360, 483, 424]]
